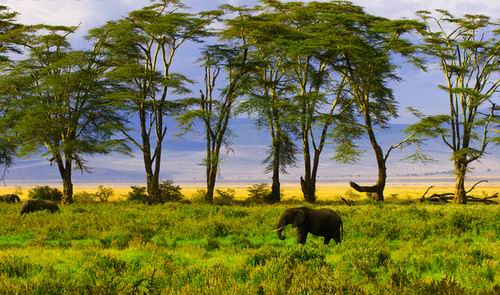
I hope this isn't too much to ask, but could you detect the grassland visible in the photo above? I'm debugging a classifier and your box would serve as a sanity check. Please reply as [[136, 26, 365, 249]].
[[1, 183, 499, 202], [0, 187, 499, 294]]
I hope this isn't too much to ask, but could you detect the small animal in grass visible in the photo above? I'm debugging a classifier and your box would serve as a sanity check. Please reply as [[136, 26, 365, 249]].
[[275, 207, 343, 245], [0, 194, 21, 203], [20, 200, 60, 215]]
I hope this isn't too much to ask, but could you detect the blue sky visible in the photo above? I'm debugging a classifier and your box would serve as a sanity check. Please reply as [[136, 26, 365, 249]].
[[3, 0, 499, 123], [1, 0, 499, 184]]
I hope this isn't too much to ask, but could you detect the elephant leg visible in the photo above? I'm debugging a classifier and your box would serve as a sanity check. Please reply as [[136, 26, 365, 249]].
[[296, 228, 308, 245], [333, 233, 341, 244], [324, 237, 331, 245]]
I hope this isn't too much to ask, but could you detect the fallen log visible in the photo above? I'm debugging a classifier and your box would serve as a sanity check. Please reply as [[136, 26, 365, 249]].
[[466, 192, 498, 205], [420, 186, 453, 203], [340, 197, 355, 206], [419, 182, 498, 204]]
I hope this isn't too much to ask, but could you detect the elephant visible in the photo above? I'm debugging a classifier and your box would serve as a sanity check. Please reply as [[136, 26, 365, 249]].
[[20, 200, 59, 215], [275, 207, 343, 245], [0, 194, 21, 203]]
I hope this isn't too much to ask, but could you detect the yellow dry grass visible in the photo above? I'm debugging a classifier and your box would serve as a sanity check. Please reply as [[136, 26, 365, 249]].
[[0, 183, 498, 202]]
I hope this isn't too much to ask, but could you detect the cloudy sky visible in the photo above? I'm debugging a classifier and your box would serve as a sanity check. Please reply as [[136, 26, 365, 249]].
[[1, 0, 499, 184]]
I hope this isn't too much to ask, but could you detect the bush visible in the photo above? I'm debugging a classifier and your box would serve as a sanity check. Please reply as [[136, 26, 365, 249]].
[[95, 186, 113, 202], [28, 186, 63, 202], [74, 186, 114, 204], [127, 181, 183, 204], [158, 180, 183, 202], [190, 189, 207, 203], [127, 186, 148, 203], [73, 191, 95, 204], [246, 183, 271, 203], [214, 189, 235, 205]]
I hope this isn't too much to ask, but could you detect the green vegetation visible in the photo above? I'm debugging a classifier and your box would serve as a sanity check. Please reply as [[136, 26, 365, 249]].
[[0, 202, 498, 293], [73, 186, 113, 204], [407, 10, 499, 204], [27, 186, 63, 203], [127, 181, 184, 204]]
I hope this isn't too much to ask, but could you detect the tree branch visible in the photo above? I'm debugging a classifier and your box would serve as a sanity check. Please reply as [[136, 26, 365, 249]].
[[384, 132, 415, 161], [465, 179, 487, 194]]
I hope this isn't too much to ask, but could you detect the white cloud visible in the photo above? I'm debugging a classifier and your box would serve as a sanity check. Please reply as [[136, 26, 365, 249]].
[[349, 0, 500, 19], [4, 0, 498, 36]]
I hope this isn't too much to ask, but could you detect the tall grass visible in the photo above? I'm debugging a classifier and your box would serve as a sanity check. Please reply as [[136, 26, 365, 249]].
[[0, 202, 498, 294]]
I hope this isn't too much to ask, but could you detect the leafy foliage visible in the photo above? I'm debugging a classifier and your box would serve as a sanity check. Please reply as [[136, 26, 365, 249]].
[[158, 180, 184, 202], [214, 189, 236, 205], [407, 10, 499, 203], [27, 186, 63, 202], [74, 186, 113, 203], [0, 5, 29, 173], [247, 183, 272, 203], [0, 25, 130, 202], [127, 180, 183, 204], [177, 40, 251, 203], [73, 191, 96, 204], [94, 186, 113, 203], [127, 186, 148, 203], [89, 1, 218, 202]]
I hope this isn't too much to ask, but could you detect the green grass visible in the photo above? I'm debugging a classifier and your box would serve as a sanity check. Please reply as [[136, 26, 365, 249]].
[[0, 202, 498, 294]]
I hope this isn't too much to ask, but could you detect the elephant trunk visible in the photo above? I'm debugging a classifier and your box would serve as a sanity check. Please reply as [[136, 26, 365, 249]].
[[275, 225, 286, 240]]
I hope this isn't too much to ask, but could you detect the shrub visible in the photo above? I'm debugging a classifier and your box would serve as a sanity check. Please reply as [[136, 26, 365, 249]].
[[95, 186, 113, 202], [127, 186, 148, 203], [246, 183, 271, 203], [28, 186, 62, 202], [73, 191, 96, 204], [190, 189, 207, 203], [73, 186, 113, 203], [127, 181, 183, 204], [214, 189, 235, 205], [158, 180, 183, 202]]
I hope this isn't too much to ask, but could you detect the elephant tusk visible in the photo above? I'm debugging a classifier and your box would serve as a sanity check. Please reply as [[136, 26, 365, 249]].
[[273, 226, 284, 232]]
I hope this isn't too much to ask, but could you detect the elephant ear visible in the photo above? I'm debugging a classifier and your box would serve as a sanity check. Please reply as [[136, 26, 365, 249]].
[[292, 209, 306, 227]]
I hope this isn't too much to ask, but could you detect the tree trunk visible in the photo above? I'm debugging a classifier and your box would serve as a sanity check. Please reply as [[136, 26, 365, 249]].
[[349, 110, 386, 201], [142, 143, 162, 204], [271, 173, 280, 203], [454, 161, 467, 204], [206, 167, 217, 204], [373, 147, 387, 201], [204, 133, 224, 204], [301, 126, 316, 203], [62, 175, 73, 204], [57, 158, 73, 204], [146, 174, 160, 204], [350, 153, 386, 201], [302, 149, 321, 203], [270, 140, 281, 203], [301, 176, 316, 203]]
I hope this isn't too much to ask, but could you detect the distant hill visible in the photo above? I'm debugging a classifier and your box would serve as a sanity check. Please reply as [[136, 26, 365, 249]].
[[4, 118, 499, 185]]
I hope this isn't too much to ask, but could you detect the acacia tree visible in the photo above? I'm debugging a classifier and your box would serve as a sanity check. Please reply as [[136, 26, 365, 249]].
[[261, 1, 362, 203], [233, 8, 299, 203], [0, 26, 129, 203], [0, 5, 26, 64], [90, 1, 217, 203], [339, 13, 423, 201], [407, 10, 499, 204], [178, 42, 250, 203], [0, 5, 29, 175]]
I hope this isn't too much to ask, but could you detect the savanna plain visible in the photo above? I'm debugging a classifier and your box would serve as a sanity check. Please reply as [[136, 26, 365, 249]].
[[0, 184, 499, 294]]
